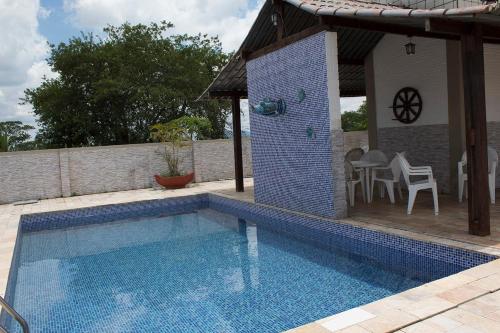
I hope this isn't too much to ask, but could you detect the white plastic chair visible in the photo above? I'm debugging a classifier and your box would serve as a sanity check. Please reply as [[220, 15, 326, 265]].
[[371, 155, 404, 204], [458, 146, 498, 204], [360, 149, 388, 165], [397, 153, 439, 215], [345, 148, 364, 163], [345, 148, 366, 201], [360, 150, 389, 202], [345, 161, 365, 207]]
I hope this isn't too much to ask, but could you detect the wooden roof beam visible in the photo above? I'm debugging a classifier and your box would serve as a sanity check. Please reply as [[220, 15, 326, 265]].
[[320, 16, 459, 40], [426, 18, 500, 41], [208, 90, 248, 98]]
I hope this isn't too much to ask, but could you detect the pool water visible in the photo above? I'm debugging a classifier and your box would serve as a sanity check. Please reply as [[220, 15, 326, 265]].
[[9, 209, 427, 333]]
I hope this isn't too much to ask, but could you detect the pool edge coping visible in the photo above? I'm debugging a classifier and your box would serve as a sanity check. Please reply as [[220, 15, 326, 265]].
[[285, 259, 500, 333]]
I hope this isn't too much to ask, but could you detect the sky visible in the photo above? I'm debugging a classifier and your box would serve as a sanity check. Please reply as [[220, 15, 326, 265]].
[[0, 0, 364, 134]]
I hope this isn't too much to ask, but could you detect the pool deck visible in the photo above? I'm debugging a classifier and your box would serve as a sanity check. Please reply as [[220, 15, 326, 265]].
[[1, 179, 500, 332]]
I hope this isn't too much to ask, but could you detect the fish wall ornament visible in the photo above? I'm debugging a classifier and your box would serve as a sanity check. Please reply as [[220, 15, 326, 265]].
[[250, 98, 287, 117]]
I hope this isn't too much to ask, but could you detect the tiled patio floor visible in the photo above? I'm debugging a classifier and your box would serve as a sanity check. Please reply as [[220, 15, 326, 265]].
[[349, 189, 500, 256], [1, 179, 499, 333]]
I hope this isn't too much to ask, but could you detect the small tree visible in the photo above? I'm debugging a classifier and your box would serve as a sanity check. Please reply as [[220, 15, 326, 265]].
[[0, 135, 8, 152], [341, 100, 368, 132], [150, 116, 211, 177], [0, 121, 35, 151]]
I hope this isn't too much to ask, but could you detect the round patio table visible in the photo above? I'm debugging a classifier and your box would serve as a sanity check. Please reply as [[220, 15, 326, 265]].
[[350, 160, 384, 203]]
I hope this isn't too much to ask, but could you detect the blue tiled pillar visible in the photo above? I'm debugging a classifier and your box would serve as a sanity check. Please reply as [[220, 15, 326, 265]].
[[246, 31, 347, 219]]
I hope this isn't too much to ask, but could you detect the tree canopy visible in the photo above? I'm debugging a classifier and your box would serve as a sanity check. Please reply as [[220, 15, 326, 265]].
[[23, 22, 231, 148], [0, 121, 36, 151], [341, 100, 368, 132]]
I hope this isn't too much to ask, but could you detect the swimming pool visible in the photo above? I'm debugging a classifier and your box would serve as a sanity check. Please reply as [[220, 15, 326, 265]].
[[3, 194, 496, 332]]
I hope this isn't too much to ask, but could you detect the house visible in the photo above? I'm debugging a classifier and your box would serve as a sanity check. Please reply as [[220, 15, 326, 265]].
[[202, 0, 500, 236]]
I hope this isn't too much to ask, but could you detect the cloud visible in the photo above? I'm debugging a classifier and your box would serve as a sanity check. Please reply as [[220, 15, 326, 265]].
[[0, 0, 364, 134], [63, 0, 265, 51], [0, 0, 54, 126], [38, 4, 52, 19], [340, 97, 366, 113]]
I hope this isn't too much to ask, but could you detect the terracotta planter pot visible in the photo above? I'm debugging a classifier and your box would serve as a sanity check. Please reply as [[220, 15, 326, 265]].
[[154, 172, 194, 189]]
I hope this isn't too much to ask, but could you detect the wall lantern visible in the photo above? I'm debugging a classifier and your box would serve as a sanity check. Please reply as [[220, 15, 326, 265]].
[[405, 36, 416, 55], [271, 12, 279, 26]]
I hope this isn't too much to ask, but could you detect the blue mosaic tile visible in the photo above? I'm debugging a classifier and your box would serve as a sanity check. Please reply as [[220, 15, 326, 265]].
[[246, 32, 338, 218], [18, 193, 496, 278], [0, 223, 23, 330], [20, 194, 209, 233], [207, 194, 497, 278], [8, 209, 427, 333], [4, 193, 497, 332]]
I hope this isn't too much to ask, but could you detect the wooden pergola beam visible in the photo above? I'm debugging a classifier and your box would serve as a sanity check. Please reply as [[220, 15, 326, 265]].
[[426, 18, 500, 40], [209, 90, 247, 98], [245, 24, 329, 61], [461, 23, 490, 236], [320, 16, 459, 40]]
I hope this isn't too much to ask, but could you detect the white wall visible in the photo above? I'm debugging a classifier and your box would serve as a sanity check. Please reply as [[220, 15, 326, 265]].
[[374, 35, 500, 127], [372, 35, 451, 192], [373, 35, 449, 128], [372, 35, 500, 192]]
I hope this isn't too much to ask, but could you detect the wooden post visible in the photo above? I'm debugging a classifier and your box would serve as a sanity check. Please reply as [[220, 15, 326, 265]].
[[460, 24, 490, 236], [446, 40, 466, 197], [364, 51, 378, 150], [232, 95, 244, 192]]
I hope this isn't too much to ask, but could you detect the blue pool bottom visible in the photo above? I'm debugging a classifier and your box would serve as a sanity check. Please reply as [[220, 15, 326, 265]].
[[4, 194, 497, 332]]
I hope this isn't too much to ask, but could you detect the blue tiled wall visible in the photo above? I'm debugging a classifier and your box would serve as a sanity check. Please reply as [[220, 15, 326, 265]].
[[207, 194, 497, 280], [246, 32, 337, 218], [16, 193, 497, 276], [20, 194, 209, 233]]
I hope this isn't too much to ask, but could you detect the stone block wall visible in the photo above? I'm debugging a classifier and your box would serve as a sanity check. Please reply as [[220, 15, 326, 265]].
[[377, 123, 500, 193], [378, 124, 450, 193], [67, 143, 193, 196], [246, 31, 346, 219], [193, 139, 253, 183], [0, 150, 62, 203], [488, 121, 500, 187], [0, 138, 252, 204], [344, 131, 368, 152]]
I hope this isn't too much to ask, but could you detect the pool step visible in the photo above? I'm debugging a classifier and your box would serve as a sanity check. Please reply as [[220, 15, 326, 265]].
[[0, 296, 29, 333]]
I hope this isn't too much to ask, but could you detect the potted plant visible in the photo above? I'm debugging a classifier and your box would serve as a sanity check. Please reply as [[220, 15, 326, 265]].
[[150, 116, 211, 189]]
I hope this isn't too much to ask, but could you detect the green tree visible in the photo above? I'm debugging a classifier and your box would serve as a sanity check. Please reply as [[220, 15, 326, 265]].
[[0, 121, 36, 151], [341, 100, 368, 132], [23, 22, 231, 148]]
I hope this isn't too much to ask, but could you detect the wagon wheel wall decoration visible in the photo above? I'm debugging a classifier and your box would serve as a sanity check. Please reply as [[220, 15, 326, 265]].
[[392, 87, 422, 124]]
